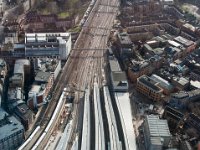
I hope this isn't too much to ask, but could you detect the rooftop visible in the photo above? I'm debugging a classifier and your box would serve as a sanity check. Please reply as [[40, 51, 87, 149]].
[[172, 77, 189, 86], [34, 58, 60, 73], [171, 89, 200, 101], [13, 59, 30, 75], [146, 115, 171, 137], [168, 40, 181, 48], [7, 87, 23, 102], [35, 71, 51, 83], [118, 32, 132, 46], [138, 75, 162, 92], [109, 58, 122, 72], [25, 32, 70, 44], [115, 92, 137, 150], [164, 106, 184, 119], [174, 36, 194, 47], [183, 23, 196, 32], [0, 108, 24, 141], [151, 74, 173, 90], [14, 103, 34, 121], [190, 80, 200, 89]]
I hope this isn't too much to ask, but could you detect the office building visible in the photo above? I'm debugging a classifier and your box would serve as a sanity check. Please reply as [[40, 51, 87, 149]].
[[150, 74, 174, 95], [0, 108, 25, 150], [136, 75, 163, 101], [24, 33, 71, 60]]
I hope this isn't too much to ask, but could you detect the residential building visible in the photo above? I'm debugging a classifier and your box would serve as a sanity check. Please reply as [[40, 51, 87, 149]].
[[0, 108, 25, 150], [136, 75, 163, 101], [24, 33, 71, 60], [143, 115, 172, 150]]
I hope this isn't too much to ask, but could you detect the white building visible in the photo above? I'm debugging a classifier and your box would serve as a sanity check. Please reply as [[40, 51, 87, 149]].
[[25, 33, 71, 60]]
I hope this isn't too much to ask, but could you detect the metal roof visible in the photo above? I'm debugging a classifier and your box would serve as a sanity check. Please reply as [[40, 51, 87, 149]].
[[115, 92, 137, 150], [146, 115, 171, 137], [151, 74, 173, 90]]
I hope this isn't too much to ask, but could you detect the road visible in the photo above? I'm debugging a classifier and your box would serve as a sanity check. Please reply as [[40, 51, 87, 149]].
[[22, 0, 120, 149]]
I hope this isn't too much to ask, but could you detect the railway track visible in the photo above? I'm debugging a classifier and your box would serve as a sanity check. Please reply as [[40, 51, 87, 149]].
[[19, 0, 120, 149]]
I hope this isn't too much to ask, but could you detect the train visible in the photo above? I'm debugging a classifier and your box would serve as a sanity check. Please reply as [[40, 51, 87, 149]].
[[18, 88, 68, 150], [79, 0, 96, 27]]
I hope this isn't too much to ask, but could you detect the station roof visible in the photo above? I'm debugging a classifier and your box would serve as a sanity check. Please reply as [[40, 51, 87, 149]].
[[115, 92, 137, 150]]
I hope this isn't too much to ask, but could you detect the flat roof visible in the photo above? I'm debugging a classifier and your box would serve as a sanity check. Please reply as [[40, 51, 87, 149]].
[[183, 23, 196, 32], [168, 40, 181, 47], [173, 77, 189, 86], [146, 115, 171, 137], [118, 33, 132, 45], [138, 75, 162, 92], [14, 103, 34, 121], [0, 108, 24, 141], [190, 80, 200, 89], [151, 74, 173, 90], [109, 59, 121, 72], [115, 92, 136, 150], [174, 36, 194, 47], [35, 71, 51, 83], [30, 84, 41, 93]]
